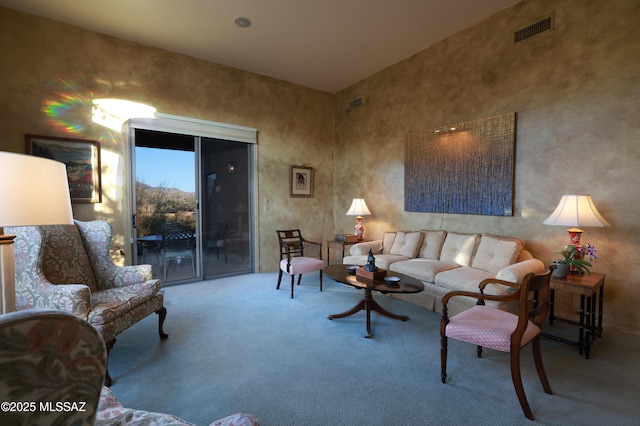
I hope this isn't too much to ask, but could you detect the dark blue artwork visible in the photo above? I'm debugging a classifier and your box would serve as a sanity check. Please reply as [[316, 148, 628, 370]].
[[404, 112, 515, 216]]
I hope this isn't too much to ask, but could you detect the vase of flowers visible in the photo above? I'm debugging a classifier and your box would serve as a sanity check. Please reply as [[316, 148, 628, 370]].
[[552, 244, 597, 277]]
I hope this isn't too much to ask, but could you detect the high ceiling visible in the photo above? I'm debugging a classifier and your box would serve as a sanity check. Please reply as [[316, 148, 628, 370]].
[[0, 0, 519, 93]]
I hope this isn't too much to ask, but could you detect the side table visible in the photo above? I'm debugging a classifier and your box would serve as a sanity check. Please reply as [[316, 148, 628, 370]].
[[541, 272, 606, 359], [326, 239, 368, 265]]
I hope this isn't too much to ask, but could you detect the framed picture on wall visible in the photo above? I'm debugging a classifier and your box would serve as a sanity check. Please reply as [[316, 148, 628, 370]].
[[26, 134, 102, 203], [289, 165, 313, 198]]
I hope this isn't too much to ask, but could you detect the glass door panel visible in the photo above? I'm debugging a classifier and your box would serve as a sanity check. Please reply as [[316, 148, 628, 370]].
[[200, 138, 252, 277]]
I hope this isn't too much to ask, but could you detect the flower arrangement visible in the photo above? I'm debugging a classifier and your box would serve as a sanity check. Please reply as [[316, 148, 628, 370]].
[[554, 243, 597, 275]]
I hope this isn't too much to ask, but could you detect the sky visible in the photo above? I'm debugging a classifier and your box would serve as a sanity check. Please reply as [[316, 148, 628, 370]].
[[135, 147, 195, 193]]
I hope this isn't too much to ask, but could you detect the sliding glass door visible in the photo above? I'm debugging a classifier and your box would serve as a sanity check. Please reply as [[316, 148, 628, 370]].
[[131, 127, 254, 284]]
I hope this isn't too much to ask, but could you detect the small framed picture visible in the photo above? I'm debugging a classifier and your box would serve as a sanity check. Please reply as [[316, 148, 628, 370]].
[[289, 165, 313, 198], [26, 134, 102, 203]]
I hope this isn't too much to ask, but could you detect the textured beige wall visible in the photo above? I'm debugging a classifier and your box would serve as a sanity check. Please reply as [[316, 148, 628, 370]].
[[334, 0, 640, 333], [0, 7, 334, 273], [1, 0, 639, 334]]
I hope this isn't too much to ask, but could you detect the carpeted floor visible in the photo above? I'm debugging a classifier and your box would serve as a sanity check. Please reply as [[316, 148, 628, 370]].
[[107, 272, 640, 425]]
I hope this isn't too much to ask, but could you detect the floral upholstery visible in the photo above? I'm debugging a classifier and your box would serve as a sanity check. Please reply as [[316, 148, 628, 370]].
[[97, 386, 260, 426], [6, 219, 167, 385], [0, 310, 259, 426], [0, 309, 106, 425]]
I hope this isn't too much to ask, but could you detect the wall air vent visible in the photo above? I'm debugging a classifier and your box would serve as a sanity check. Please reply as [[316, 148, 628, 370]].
[[514, 15, 554, 43], [348, 96, 364, 110]]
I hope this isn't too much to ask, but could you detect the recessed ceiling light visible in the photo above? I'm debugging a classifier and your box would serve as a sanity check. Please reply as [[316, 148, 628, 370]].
[[234, 17, 251, 28]]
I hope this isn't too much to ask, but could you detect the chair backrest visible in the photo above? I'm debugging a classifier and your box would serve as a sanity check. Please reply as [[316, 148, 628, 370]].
[[277, 229, 305, 260], [214, 222, 227, 240], [162, 229, 195, 252], [513, 265, 555, 340], [0, 309, 106, 425], [156, 222, 186, 236], [9, 223, 99, 292]]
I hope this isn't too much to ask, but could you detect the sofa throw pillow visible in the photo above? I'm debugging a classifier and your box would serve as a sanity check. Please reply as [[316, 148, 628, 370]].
[[389, 231, 424, 258], [382, 232, 397, 254], [439, 232, 479, 266], [471, 234, 524, 274], [418, 230, 447, 260]]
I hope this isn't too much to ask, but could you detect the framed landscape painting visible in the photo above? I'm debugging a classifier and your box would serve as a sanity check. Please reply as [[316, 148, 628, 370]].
[[289, 165, 313, 197], [26, 135, 102, 203]]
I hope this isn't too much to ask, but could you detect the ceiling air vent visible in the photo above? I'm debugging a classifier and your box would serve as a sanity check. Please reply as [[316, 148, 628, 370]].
[[514, 15, 554, 43], [348, 96, 364, 110]]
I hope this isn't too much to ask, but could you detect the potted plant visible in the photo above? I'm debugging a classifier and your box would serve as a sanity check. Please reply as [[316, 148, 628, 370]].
[[552, 244, 596, 277]]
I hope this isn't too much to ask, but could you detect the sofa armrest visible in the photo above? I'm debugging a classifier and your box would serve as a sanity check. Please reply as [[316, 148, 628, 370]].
[[495, 258, 545, 283], [350, 240, 383, 256]]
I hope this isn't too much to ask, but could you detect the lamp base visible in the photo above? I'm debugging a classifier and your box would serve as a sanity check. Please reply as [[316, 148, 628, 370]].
[[354, 216, 364, 241]]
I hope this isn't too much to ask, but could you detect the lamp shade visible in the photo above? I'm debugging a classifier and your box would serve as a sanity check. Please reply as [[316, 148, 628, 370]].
[[542, 194, 609, 229], [345, 198, 372, 217], [0, 152, 74, 227]]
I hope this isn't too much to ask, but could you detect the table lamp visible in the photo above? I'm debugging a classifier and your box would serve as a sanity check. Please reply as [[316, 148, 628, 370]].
[[0, 151, 74, 314], [542, 194, 609, 248], [346, 198, 372, 241]]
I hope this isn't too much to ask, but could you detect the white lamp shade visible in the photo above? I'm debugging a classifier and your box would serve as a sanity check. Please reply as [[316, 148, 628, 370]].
[[0, 152, 74, 227], [543, 194, 609, 228], [345, 198, 372, 217]]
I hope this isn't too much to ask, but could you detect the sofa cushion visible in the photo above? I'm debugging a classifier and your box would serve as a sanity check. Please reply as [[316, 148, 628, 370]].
[[89, 280, 162, 325], [418, 230, 447, 260], [439, 232, 479, 266], [382, 232, 396, 254], [343, 254, 410, 270], [471, 234, 524, 274], [389, 231, 423, 258], [435, 267, 516, 297], [390, 259, 458, 283]]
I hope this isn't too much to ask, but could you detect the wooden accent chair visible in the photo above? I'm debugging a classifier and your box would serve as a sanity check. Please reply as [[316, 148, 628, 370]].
[[440, 265, 556, 420], [276, 229, 323, 298], [7, 220, 168, 386]]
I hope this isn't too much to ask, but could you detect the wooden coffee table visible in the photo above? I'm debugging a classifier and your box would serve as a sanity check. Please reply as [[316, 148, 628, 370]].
[[323, 264, 424, 338]]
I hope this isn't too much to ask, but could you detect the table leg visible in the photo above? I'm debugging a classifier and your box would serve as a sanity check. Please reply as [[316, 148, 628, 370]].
[[548, 289, 555, 325], [585, 294, 592, 359], [578, 294, 585, 356], [597, 285, 604, 338], [328, 289, 410, 338]]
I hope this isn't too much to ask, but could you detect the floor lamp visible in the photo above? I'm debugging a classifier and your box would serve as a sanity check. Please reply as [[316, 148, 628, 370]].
[[0, 152, 74, 314]]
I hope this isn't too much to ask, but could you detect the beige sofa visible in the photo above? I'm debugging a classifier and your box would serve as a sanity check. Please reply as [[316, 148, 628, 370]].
[[342, 230, 545, 315]]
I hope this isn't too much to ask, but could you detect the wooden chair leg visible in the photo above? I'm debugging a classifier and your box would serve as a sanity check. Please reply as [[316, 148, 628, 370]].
[[276, 269, 283, 289], [297, 274, 302, 286], [290, 274, 295, 298], [510, 348, 534, 420], [319, 270, 323, 292], [532, 336, 553, 394], [104, 338, 116, 387], [440, 334, 448, 383], [156, 307, 169, 339]]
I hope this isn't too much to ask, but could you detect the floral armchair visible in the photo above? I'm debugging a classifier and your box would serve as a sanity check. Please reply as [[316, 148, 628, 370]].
[[6, 219, 168, 386], [0, 309, 260, 426]]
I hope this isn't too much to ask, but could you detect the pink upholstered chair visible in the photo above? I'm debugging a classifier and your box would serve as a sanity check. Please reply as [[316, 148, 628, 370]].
[[276, 229, 323, 298], [440, 265, 555, 420]]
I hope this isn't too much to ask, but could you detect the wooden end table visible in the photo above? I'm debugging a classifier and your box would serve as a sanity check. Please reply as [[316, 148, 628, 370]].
[[326, 239, 368, 265], [541, 272, 606, 359]]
